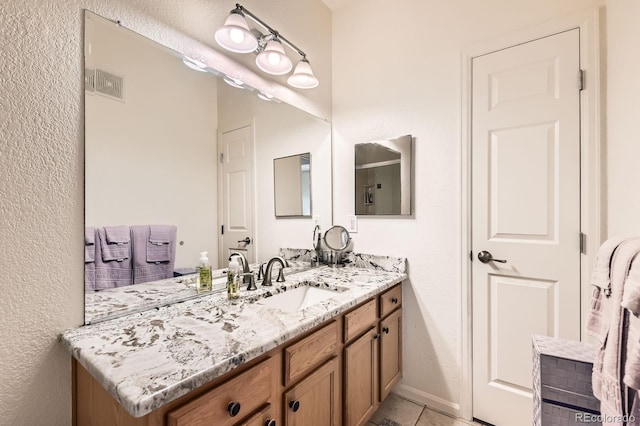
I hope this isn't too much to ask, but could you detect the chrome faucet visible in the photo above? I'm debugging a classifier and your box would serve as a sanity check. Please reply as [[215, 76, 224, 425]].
[[262, 256, 289, 286], [228, 252, 257, 290]]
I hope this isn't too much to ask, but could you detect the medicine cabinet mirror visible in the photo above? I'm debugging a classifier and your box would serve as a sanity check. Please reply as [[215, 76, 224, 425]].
[[274, 153, 312, 217], [354, 135, 412, 215]]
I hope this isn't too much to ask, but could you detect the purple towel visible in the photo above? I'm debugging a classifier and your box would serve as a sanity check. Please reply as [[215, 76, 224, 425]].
[[94, 227, 133, 290], [85, 227, 95, 263], [98, 227, 130, 262], [131, 225, 177, 284], [85, 227, 96, 291], [104, 226, 130, 244], [147, 225, 172, 262]]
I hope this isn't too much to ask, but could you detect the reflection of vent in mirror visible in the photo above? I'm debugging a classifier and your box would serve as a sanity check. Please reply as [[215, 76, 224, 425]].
[[354, 135, 412, 216], [85, 68, 95, 92], [95, 69, 124, 100]]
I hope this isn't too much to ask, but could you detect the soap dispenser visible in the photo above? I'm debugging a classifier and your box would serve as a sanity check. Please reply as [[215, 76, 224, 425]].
[[227, 258, 240, 300], [197, 252, 212, 293]]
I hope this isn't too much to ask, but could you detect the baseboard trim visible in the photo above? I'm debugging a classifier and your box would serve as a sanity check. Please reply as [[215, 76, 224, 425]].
[[393, 383, 461, 419]]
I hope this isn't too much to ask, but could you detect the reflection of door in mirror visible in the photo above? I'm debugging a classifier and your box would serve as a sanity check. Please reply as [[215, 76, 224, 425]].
[[354, 135, 412, 215], [274, 153, 312, 217], [218, 124, 255, 266]]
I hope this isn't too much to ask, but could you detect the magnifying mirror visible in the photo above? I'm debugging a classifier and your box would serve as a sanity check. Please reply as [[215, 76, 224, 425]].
[[324, 225, 351, 252]]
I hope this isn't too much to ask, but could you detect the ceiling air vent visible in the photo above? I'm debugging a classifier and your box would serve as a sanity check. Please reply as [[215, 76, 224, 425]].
[[85, 68, 95, 92], [95, 69, 124, 100]]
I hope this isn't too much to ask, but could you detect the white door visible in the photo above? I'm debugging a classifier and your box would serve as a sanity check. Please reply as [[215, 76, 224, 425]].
[[471, 29, 581, 425], [218, 124, 255, 267]]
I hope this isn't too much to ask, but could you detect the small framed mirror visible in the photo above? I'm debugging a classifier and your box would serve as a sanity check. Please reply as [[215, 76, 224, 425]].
[[274, 153, 312, 217], [324, 225, 351, 251], [355, 135, 412, 215]]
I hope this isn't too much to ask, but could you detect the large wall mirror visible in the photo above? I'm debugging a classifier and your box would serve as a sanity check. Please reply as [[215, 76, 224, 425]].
[[84, 11, 332, 323], [354, 135, 412, 215]]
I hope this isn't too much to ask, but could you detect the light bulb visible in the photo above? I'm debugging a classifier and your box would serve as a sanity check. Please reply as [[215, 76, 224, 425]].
[[268, 52, 281, 65], [229, 28, 245, 44]]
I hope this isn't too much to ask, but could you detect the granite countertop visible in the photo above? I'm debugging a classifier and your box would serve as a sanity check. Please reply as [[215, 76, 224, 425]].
[[60, 252, 407, 418], [84, 261, 315, 324]]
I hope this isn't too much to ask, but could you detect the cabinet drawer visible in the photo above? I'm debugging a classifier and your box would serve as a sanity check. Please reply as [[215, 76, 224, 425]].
[[167, 358, 272, 426], [344, 299, 377, 343], [285, 321, 338, 386], [379, 285, 402, 318], [540, 354, 594, 397], [541, 402, 601, 426], [237, 404, 276, 426]]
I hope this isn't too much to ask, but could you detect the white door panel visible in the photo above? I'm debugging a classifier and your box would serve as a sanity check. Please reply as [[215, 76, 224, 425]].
[[219, 124, 255, 266], [472, 29, 580, 425]]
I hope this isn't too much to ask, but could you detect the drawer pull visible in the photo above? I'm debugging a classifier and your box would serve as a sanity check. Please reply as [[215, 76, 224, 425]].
[[265, 420, 276, 426], [289, 400, 301, 412], [391, 297, 398, 304], [227, 401, 241, 417], [383, 327, 390, 334], [373, 333, 380, 340]]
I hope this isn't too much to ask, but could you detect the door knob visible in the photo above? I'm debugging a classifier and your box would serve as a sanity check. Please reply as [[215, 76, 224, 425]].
[[237, 237, 252, 245], [477, 251, 507, 264]]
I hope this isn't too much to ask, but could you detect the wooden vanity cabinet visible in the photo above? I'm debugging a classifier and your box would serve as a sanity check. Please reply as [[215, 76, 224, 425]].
[[343, 283, 403, 426], [73, 283, 403, 426]]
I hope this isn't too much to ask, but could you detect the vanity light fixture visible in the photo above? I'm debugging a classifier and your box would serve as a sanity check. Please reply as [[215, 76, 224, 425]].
[[182, 56, 208, 72], [215, 3, 319, 89], [257, 91, 281, 103], [223, 75, 246, 89]]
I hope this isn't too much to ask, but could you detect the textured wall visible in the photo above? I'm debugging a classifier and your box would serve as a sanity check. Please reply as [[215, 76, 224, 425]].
[[331, 0, 603, 415], [0, 0, 330, 424]]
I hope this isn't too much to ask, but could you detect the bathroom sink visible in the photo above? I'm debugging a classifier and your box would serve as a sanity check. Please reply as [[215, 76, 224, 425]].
[[256, 285, 345, 313]]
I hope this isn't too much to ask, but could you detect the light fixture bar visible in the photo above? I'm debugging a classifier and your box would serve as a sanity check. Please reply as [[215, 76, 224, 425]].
[[234, 4, 307, 59]]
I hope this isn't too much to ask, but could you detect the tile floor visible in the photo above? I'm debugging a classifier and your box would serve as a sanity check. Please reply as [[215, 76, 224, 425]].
[[367, 394, 482, 426]]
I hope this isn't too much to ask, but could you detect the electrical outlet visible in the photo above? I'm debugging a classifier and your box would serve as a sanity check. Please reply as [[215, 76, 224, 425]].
[[347, 215, 358, 233]]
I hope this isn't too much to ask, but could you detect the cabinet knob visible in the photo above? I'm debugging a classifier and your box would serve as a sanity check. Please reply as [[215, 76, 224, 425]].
[[391, 297, 398, 304], [265, 420, 276, 426], [373, 333, 380, 340], [383, 327, 390, 334], [289, 400, 301, 412], [227, 401, 241, 417]]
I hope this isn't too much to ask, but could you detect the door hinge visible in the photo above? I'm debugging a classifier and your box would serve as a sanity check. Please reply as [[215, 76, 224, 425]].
[[219, 153, 224, 163], [221, 225, 224, 235], [580, 232, 586, 254], [578, 69, 585, 91]]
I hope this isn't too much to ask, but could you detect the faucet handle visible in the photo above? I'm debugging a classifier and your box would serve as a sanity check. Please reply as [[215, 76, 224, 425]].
[[257, 263, 265, 280], [242, 272, 257, 291]]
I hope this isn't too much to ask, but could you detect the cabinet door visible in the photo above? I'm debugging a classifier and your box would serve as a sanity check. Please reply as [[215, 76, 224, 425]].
[[344, 327, 379, 426], [283, 357, 340, 426], [380, 308, 402, 401]]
